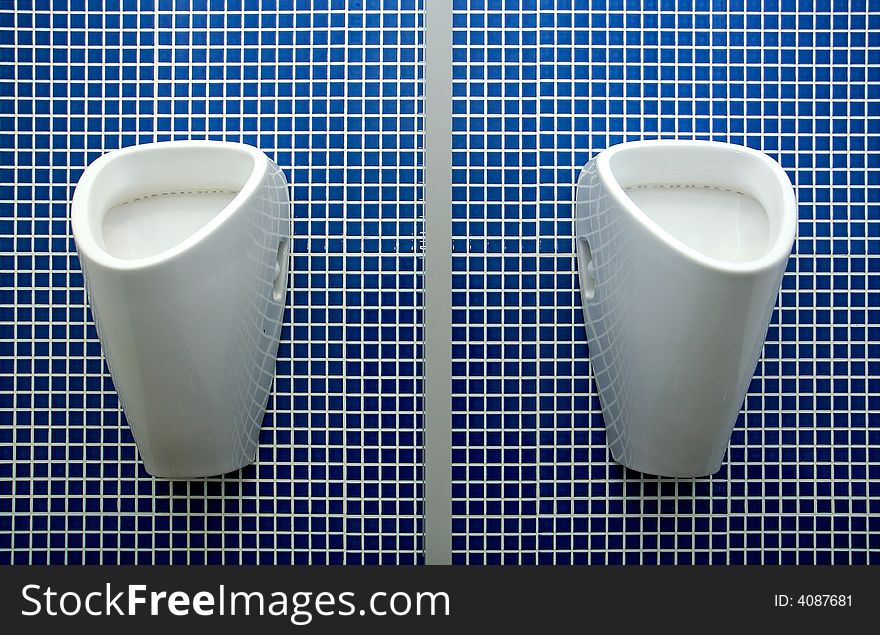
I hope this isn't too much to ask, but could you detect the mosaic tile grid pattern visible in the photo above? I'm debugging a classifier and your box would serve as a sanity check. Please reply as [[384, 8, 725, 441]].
[[450, 0, 879, 564], [0, 0, 424, 564], [1, 0, 878, 567]]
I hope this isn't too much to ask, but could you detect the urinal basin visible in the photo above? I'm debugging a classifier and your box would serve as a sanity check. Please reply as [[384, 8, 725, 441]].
[[575, 140, 796, 477], [71, 141, 291, 478]]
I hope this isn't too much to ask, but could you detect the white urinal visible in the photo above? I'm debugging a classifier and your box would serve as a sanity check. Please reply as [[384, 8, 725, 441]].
[[71, 141, 291, 478], [575, 140, 796, 477]]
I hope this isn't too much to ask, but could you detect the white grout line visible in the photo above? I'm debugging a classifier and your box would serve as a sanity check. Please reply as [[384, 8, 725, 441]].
[[422, 0, 453, 566]]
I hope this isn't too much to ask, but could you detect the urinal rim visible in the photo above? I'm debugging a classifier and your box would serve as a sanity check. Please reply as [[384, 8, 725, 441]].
[[71, 140, 270, 271], [593, 139, 798, 275]]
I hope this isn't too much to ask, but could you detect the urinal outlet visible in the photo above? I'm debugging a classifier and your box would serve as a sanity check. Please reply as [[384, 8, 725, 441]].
[[576, 237, 595, 302], [272, 237, 290, 303]]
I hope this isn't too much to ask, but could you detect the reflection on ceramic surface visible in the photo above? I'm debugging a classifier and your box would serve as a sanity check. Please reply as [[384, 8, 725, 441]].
[[576, 140, 796, 477], [71, 141, 291, 478]]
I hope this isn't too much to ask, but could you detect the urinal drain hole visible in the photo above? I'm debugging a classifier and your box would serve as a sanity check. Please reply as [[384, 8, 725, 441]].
[[271, 237, 290, 303], [625, 183, 748, 197], [576, 237, 595, 302], [115, 188, 239, 206]]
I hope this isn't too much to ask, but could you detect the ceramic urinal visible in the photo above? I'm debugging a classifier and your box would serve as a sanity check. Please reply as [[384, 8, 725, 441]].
[[71, 141, 291, 478], [575, 140, 797, 477]]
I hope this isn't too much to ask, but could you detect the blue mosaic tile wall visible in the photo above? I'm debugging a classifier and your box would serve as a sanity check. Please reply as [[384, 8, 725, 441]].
[[1, 0, 878, 565], [449, 0, 879, 563], [0, 0, 423, 564]]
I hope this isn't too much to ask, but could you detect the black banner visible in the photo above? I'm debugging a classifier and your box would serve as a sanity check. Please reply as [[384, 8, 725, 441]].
[[0, 566, 874, 632]]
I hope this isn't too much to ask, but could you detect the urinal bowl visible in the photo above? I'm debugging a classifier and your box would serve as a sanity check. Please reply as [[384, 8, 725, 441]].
[[575, 140, 796, 477], [71, 141, 292, 478]]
